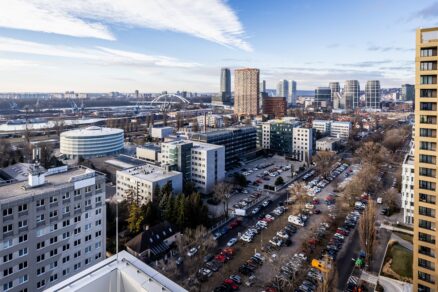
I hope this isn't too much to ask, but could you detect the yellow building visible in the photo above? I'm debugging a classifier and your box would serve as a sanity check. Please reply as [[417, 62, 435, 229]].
[[414, 27, 438, 291], [234, 68, 260, 116]]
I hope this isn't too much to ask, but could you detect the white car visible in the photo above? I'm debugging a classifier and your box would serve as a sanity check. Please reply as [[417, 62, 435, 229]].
[[277, 231, 289, 239], [305, 203, 315, 210], [226, 237, 238, 247], [265, 214, 275, 220], [187, 247, 199, 257], [240, 235, 253, 242]]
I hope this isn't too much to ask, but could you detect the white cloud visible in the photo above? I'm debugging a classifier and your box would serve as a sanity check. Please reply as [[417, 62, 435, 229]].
[[0, 0, 251, 51], [0, 37, 199, 68]]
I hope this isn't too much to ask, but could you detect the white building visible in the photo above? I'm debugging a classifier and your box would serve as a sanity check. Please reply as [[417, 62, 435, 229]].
[[292, 127, 314, 163], [196, 114, 224, 129], [402, 149, 415, 224], [60, 126, 124, 159], [316, 137, 341, 152], [0, 166, 106, 291], [312, 120, 331, 135], [161, 140, 225, 194], [330, 121, 351, 139], [136, 144, 161, 163], [151, 127, 174, 139], [116, 164, 183, 205], [45, 250, 187, 292]]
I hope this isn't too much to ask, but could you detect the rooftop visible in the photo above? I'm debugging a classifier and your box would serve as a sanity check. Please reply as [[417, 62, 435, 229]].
[[61, 126, 124, 138], [0, 167, 102, 203], [126, 221, 178, 255], [120, 164, 181, 182], [317, 136, 342, 142], [105, 155, 148, 170], [2, 162, 43, 182], [138, 143, 161, 152], [45, 250, 187, 292]]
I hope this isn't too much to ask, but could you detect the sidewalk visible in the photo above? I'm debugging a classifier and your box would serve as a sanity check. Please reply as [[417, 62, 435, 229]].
[[378, 275, 413, 292], [391, 233, 413, 251]]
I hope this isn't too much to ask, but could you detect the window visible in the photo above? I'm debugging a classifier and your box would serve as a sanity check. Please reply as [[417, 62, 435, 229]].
[[49, 210, 58, 218], [36, 214, 44, 223], [421, 61, 437, 71], [3, 253, 12, 263], [85, 223, 92, 231], [18, 204, 27, 212], [85, 186, 92, 193], [3, 267, 13, 276], [63, 206, 70, 214], [74, 251, 81, 258], [62, 256, 70, 263], [95, 196, 102, 203], [37, 267, 45, 276], [18, 261, 27, 270], [74, 227, 81, 235], [95, 230, 102, 237], [18, 220, 27, 228], [63, 232, 70, 239], [3, 239, 13, 249], [3, 224, 12, 233], [36, 199, 45, 207], [3, 281, 13, 291], [62, 192, 70, 200], [85, 199, 91, 207], [62, 244, 70, 251], [74, 215, 81, 223], [74, 263, 81, 270], [49, 196, 58, 204], [95, 208, 102, 215], [95, 241, 102, 249], [62, 268, 70, 276], [36, 254, 45, 263], [96, 219, 102, 226], [49, 236, 57, 244], [49, 274, 58, 282], [421, 47, 437, 57], [3, 208, 12, 217], [18, 247, 28, 257], [19, 234, 27, 243], [74, 239, 81, 246], [18, 275, 28, 284], [36, 280, 45, 289], [85, 234, 92, 242], [74, 203, 81, 211], [421, 89, 437, 98], [62, 219, 70, 227], [421, 75, 436, 85], [85, 245, 92, 253], [50, 224, 58, 232], [50, 249, 58, 257], [420, 128, 436, 138]]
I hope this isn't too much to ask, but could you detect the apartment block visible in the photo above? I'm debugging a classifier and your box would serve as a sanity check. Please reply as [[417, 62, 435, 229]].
[[312, 120, 332, 135], [0, 166, 106, 292], [402, 148, 415, 224], [116, 164, 183, 205], [234, 68, 260, 116], [413, 27, 438, 291], [292, 127, 315, 163]]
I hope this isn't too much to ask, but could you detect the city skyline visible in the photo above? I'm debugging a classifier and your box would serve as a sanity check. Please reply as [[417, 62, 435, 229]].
[[0, 0, 437, 92]]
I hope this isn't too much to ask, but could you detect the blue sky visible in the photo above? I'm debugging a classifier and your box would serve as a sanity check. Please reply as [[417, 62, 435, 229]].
[[0, 0, 437, 92]]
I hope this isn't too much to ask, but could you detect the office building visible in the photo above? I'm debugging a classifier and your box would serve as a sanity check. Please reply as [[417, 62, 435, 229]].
[[289, 80, 297, 105], [0, 165, 106, 291], [136, 144, 161, 163], [315, 87, 332, 110], [276, 80, 289, 99], [402, 148, 415, 224], [257, 119, 301, 156], [262, 96, 287, 118], [161, 140, 225, 194], [292, 127, 315, 163], [213, 68, 232, 105], [190, 126, 257, 170], [196, 113, 224, 129], [234, 68, 260, 116], [116, 164, 183, 205], [413, 27, 438, 291], [330, 121, 351, 139], [316, 137, 341, 152], [60, 126, 124, 159], [312, 120, 332, 135], [151, 127, 174, 139], [365, 80, 381, 110], [344, 80, 360, 110], [329, 82, 341, 100], [260, 80, 266, 94], [402, 84, 416, 101], [46, 250, 187, 292]]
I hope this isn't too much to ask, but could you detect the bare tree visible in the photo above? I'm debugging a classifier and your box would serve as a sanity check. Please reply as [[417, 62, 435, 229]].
[[358, 199, 377, 268], [214, 182, 233, 218], [356, 141, 390, 167], [384, 188, 400, 214], [313, 151, 337, 178], [288, 182, 308, 214]]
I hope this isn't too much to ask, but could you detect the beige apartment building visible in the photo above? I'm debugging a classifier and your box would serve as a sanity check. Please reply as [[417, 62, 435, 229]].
[[234, 68, 260, 116], [414, 27, 438, 291]]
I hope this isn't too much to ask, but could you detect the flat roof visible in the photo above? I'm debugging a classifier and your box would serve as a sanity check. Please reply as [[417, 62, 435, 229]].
[[138, 143, 161, 152], [61, 126, 123, 138], [317, 136, 341, 142], [120, 164, 181, 183], [45, 250, 187, 292], [0, 167, 102, 203]]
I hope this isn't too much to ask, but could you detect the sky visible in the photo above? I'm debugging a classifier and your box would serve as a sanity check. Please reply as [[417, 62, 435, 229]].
[[0, 0, 438, 92]]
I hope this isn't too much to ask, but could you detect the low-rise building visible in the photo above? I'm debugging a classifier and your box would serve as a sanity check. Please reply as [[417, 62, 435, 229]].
[[312, 120, 331, 135], [116, 164, 182, 205], [136, 143, 161, 163], [316, 137, 341, 152], [196, 113, 224, 129], [126, 221, 179, 260], [262, 96, 287, 118], [257, 119, 301, 156], [330, 121, 351, 139], [151, 126, 174, 139], [402, 148, 414, 224]]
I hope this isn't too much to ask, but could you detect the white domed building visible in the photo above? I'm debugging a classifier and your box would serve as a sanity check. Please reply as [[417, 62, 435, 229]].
[[60, 126, 124, 159]]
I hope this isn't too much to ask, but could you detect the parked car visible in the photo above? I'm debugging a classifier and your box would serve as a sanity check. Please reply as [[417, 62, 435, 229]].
[[187, 246, 199, 257]]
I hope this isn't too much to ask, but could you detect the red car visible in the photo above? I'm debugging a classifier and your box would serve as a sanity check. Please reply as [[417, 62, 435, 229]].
[[215, 254, 228, 263], [312, 199, 320, 205], [222, 247, 236, 255], [224, 279, 235, 285], [228, 219, 242, 229]]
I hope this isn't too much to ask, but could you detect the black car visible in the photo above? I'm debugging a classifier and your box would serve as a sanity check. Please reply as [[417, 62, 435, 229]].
[[214, 284, 232, 292], [239, 266, 253, 276]]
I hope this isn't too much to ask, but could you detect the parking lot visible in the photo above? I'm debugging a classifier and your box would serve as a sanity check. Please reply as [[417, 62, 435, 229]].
[[197, 161, 360, 291]]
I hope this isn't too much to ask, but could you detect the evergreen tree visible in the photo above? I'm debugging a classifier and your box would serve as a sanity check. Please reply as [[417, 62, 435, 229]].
[[127, 203, 144, 234], [175, 194, 186, 229]]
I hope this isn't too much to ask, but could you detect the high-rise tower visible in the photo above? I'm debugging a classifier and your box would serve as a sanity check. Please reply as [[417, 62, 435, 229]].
[[365, 80, 381, 110], [289, 80, 297, 105], [413, 27, 438, 291], [234, 68, 260, 116], [344, 80, 360, 110], [276, 80, 289, 99]]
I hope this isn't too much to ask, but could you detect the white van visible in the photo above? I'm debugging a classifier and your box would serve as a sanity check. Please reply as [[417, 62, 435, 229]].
[[288, 215, 304, 227]]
